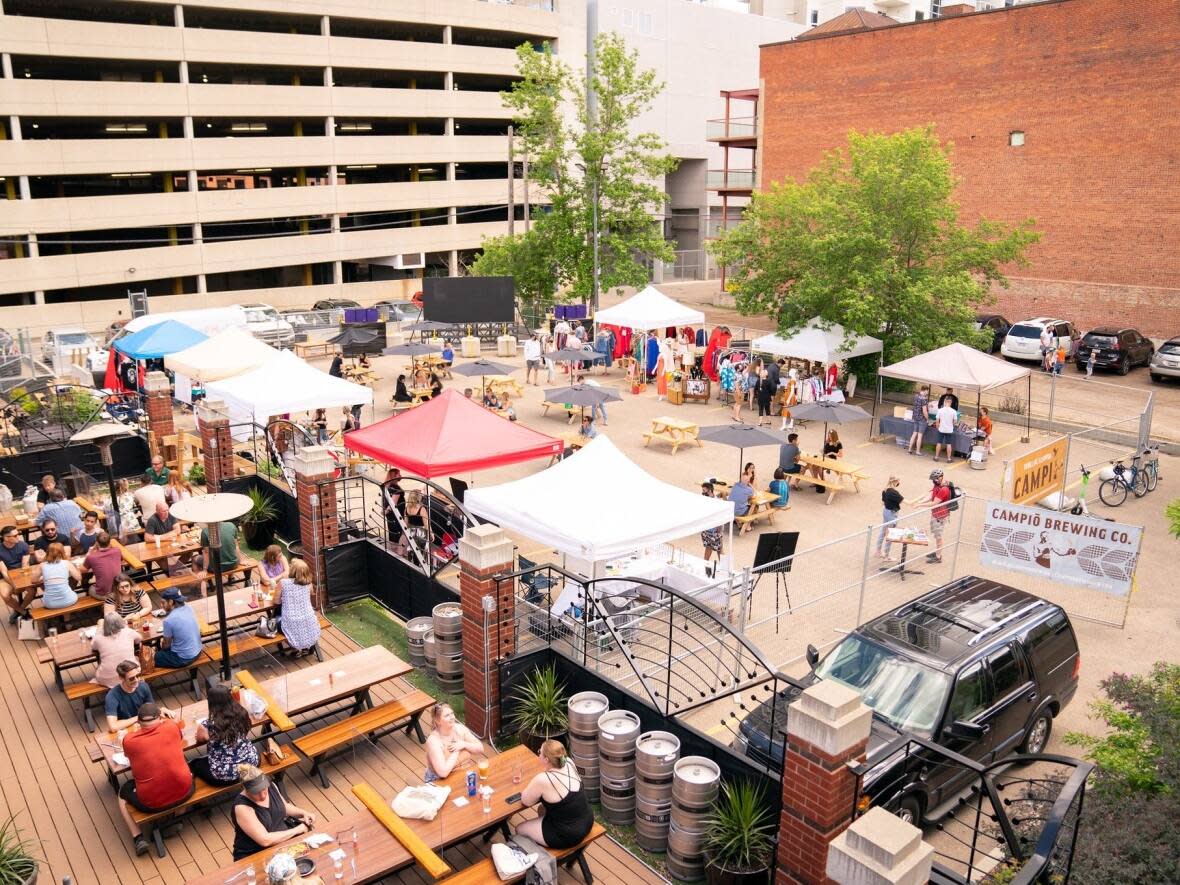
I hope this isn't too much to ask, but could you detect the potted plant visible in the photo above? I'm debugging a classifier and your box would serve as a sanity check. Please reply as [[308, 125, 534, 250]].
[[0, 815, 38, 885], [703, 780, 774, 885], [187, 462, 206, 487], [510, 665, 568, 752], [240, 486, 279, 549]]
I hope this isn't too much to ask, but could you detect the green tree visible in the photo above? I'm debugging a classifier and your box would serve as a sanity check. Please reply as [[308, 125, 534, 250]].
[[709, 127, 1039, 367], [471, 34, 676, 310], [1166, 498, 1180, 539]]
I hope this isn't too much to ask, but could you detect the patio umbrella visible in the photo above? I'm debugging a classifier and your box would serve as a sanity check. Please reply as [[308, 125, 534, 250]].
[[543, 383, 622, 423], [383, 340, 442, 373], [403, 320, 453, 334], [550, 347, 605, 366], [698, 422, 792, 476], [326, 326, 381, 358], [788, 401, 872, 442], [450, 359, 517, 399]]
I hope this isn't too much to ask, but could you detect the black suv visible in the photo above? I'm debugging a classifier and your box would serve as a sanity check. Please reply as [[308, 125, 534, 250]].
[[1075, 326, 1154, 375], [975, 314, 1010, 354], [735, 577, 1079, 825]]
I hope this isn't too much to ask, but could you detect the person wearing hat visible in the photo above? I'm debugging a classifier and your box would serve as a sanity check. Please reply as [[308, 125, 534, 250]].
[[232, 763, 318, 861], [118, 702, 194, 856], [155, 587, 203, 668], [916, 469, 953, 564]]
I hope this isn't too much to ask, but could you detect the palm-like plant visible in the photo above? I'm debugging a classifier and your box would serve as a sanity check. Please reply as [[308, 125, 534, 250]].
[[242, 486, 278, 526], [704, 780, 775, 874], [510, 665, 568, 741], [0, 815, 38, 885]]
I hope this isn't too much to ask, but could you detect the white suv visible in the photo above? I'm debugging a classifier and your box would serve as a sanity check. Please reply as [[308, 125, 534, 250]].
[[1000, 317, 1079, 362], [241, 303, 295, 348]]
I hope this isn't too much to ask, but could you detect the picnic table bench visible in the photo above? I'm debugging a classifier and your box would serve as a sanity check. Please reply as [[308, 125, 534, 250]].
[[794, 453, 870, 504], [441, 822, 606, 885], [67, 653, 208, 732], [733, 490, 783, 530], [294, 340, 335, 359], [642, 416, 703, 455]]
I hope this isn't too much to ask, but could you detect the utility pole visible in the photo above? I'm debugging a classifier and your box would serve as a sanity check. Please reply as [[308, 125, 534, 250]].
[[508, 124, 515, 236]]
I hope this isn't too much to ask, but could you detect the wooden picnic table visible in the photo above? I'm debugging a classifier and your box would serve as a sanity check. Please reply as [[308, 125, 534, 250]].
[[7, 539, 143, 593], [259, 645, 413, 717], [484, 375, 524, 398], [642, 416, 703, 455], [43, 616, 164, 688], [123, 531, 203, 567], [409, 386, 434, 405], [187, 744, 545, 885], [794, 452, 870, 504], [736, 490, 781, 531], [0, 495, 107, 536], [294, 340, 336, 359], [193, 585, 277, 628]]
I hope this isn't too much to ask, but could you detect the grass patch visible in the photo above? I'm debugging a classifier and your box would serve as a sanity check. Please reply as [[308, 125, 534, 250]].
[[592, 811, 684, 883], [326, 597, 465, 718]]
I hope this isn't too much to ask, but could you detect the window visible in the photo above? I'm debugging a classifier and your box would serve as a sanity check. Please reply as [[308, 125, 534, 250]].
[[1009, 130, 1025, 147], [988, 646, 1027, 699], [949, 662, 989, 722], [810, 9, 819, 25], [915, 10, 925, 19]]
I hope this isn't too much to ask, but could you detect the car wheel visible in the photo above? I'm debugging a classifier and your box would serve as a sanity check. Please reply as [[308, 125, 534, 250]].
[[1119, 357, 1130, 375], [895, 795, 922, 826], [1151, 374, 1162, 383], [1020, 711, 1052, 755]]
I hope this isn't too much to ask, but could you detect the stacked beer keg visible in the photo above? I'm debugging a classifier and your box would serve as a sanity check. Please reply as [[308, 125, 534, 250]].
[[423, 629, 437, 679], [634, 731, 680, 852], [667, 756, 720, 882], [406, 617, 433, 669], [432, 602, 464, 691], [597, 709, 640, 825], [567, 692, 608, 804]]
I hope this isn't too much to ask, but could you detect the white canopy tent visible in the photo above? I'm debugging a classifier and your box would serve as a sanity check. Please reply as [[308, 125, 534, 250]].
[[751, 318, 882, 363], [166, 326, 280, 382], [124, 306, 247, 336], [464, 436, 734, 563], [205, 350, 372, 432], [592, 285, 705, 331]]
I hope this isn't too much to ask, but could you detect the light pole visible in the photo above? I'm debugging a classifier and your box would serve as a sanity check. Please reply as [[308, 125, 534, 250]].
[[170, 493, 252, 683], [577, 163, 602, 313], [69, 422, 134, 538]]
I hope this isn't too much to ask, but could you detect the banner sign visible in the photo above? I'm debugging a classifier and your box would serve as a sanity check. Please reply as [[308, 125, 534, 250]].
[[1006, 438, 1068, 505], [980, 501, 1141, 597]]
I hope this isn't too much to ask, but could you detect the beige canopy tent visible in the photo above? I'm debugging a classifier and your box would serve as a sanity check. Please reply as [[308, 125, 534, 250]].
[[166, 326, 280, 382]]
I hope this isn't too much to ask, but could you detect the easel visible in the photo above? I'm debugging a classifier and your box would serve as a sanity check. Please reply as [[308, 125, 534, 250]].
[[751, 532, 799, 634]]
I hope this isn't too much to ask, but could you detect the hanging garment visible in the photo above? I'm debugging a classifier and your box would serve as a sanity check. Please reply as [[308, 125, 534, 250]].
[[696, 328, 707, 348], [645, 336, 660, 377], [665, 326, 677, 340], [680, 326, 695, 345], [826, 363, 839, 394], [702, 328, 725, 381], [656, 353, 668, 397]]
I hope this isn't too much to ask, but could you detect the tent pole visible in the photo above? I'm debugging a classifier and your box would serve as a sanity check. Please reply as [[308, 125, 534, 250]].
[[1025, 374, 1032, 442], [870, 375, 881, 440]]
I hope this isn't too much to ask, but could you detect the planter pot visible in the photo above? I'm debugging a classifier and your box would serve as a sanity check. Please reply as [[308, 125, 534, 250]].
[[521, 728, 568, 753], [703, 856, 769, 885], [243, 520, 275, 550]]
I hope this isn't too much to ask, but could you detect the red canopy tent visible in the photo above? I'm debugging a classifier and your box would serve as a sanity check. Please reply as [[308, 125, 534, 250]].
[[343, 389, 563, 477]]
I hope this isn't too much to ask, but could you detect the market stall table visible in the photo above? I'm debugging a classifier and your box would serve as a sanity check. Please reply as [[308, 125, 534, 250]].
[[879, 528, 929, 581], [258, 645, 413, 717], [642, 416, 703, 455]]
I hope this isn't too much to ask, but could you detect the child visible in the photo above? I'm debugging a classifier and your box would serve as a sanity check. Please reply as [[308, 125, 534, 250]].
[[769, 468, 791, 510], [501, 394, 517, 422], [977, 406, 994, 455], [1086, 349, 1096, 377], [1054, 345, 1066, 376]]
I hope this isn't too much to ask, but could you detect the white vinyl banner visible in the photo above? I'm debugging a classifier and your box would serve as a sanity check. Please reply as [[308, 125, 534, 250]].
[[980, 501, 1142, 598]]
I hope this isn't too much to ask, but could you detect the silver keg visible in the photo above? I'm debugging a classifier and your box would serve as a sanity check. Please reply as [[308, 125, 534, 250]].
[[634, 731, 680, 852], [406, 616, 433, 668], [667, 756, 720, 881], [568, 692, 608, 803]]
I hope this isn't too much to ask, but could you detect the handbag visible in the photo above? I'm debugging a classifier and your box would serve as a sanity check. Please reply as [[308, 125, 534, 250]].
[[262, 737, 285, 765], [138, 643, 156, 674], [256, 615, 279, 638], [492, 842, 538, 880], [17, 616, 42, 642]]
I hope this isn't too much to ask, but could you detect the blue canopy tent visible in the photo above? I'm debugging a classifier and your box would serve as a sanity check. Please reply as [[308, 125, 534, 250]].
[[114, 319, 208, 359]]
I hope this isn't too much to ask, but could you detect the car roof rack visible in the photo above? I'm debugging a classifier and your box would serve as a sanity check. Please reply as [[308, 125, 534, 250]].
[[908, 601, 988, 634], [966, 601, 1045, 646]]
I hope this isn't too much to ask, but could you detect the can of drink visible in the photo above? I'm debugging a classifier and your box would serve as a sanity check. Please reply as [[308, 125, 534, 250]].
[[466, 770, 477, 797]]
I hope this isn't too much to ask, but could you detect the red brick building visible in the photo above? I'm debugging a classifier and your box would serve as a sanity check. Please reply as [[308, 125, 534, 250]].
[[758, 0, 1180, 337]]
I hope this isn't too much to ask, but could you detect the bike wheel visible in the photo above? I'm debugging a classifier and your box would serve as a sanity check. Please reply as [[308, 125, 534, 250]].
[[1133, 470, 1148, 497], [1099, 478, 1127, 507], [1146, 463, 1159, 492]]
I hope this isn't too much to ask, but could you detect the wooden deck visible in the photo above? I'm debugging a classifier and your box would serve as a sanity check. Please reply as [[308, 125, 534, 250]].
[[0, 615, 669, 885]]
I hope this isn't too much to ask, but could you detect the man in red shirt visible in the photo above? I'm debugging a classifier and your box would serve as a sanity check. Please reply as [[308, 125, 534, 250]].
[[921, 469, 953, 564], [117, 702, 195, 855], [81, 531, 122, 598]]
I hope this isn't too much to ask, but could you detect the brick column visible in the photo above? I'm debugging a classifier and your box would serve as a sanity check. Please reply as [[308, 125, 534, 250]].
[[144, 370, 174, 457], [292, 446, 338, 608], [826, 807, 934, 885], [777, 681, 873, 885], [458, 524, 516, 739], [197, 399, 233, 492]]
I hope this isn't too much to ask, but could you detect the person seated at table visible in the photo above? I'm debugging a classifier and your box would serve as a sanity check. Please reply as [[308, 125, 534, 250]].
[[165, 470, 195, 506], [144, 501, 180, 543], [742, 462, 757, 488], [119, 701, 195, 856], [35, 489, 83, 543], [728, 475, 756, 534], [37, 542, 80, 609], [429, 371, 444, 399], [441, 340, 454, 366], [253, 544, 289, 594], [358, 352, 371, 370], [277, 557, 321, 656], [977, 406, 994, 455], [413, 366, 431, 389], [769, 468, 791, 510], [778, 433, 803, 488], [578, 415, 598, 440], [115, 478, 142, 538], [198, 519, 243, 573], [105, 660, 172, 732], [0, 525, 33, 623], [144, 455, 171, 487], [514, 739, 594, 849], [31, 518, 63, 563], [501, 393, 517, 422], [105, 572, 152, 621], [265, 851, 325, 885], [75, 510, 101, 554], [35, 473, 57, 511], [393, 375, 413, 403], [84, 531, 126, 600], [231, 763, 317, 861], [133, 481, 167, 524], [424, 702, 484, 782], [809, 429, 844, 494], [190, 683, 259, 786], [91, 612, 142, 688], [155, 588, 203, 668], [483, 389, 502, 409]]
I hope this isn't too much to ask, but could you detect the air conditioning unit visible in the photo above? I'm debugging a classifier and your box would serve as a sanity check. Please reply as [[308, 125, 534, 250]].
[[393, 252, 426, 270]]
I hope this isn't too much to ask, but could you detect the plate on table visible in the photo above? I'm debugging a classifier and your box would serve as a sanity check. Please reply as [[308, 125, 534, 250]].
[[295, 856, 316, 876]]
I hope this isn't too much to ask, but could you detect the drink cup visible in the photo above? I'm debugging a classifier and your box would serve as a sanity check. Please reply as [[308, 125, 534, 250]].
[[512, 765, 522, 784], [477, 758, 490, 782], [481, 787, 492, 814]]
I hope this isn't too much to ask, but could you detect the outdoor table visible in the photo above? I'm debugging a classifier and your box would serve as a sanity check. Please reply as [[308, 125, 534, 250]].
[[294, 341, 335, 359], [258, 645, 413, 718], [879, 528, 929, 581], [7, 538, 141, 592], [193, 585, 277, 629], [44, 616, 164, 689], [410, 387, 434, 405], [0, 495, 108, 537], [739, 490, 781, 529], [484, 375, 524, 398], [186, 745, 543, 885], [642, 416, 703, 455], [878, 416, 973, 457], [124, 531, 203, 567], [796, 453, 870, 491]]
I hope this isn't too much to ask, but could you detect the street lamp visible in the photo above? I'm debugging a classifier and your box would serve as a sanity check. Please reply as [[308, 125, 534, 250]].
[[69, 422, 134, 538], [170, 493, 252, 682]]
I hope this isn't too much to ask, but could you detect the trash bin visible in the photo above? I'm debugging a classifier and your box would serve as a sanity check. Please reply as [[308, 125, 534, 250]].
[[970, 444, 988, 470]]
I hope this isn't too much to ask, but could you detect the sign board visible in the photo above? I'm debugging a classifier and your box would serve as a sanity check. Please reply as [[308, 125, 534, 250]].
[[980, 501, 1141, 597], [1005, 438, 1068, 505]]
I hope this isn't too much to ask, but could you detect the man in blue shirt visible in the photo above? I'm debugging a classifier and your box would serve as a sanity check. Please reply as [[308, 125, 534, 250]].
[[105, 661, 156, 731], [35, 490, 83, 542], [155, 588, 203, 668], [0, 525, 33, 623], [728, 479, 756, 534]]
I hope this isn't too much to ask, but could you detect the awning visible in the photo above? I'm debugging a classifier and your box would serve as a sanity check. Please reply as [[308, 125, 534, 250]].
[[464, 436, 734, 562], [751, 318, 882, 363], [593, 286, 705, 331], [114, 320, 208, 359], [166, 327, 280, 382], [124, 306, 247, 336], [879, 342, 1030, 393], [343, 389, 562, 477]]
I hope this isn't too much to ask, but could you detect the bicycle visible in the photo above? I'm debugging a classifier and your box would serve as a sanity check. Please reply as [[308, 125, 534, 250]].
[[1098, 454, 1147, 506], [1141, 444, 1162, 493]]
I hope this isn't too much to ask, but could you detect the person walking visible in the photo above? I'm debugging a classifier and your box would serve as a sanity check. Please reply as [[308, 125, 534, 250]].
[[919, 469, 953, 564], [1086, 348, 1096, 377], [907, 386, 930, 455]]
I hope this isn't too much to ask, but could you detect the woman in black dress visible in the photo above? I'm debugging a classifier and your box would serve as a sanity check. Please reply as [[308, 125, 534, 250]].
[[514, 740, 594, 849], [393, 375, 413, 403], [230, 764, 316, 861]]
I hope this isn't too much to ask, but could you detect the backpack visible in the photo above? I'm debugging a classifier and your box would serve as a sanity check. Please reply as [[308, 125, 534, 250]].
[[945, 481, 963, 512]]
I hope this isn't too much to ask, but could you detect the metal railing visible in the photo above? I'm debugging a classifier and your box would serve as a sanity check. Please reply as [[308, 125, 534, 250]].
[[706, 116, 758, 139], [706, 169, 756, 189]]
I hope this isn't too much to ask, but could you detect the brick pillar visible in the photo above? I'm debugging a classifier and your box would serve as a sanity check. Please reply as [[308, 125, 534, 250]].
[[292, 447, 338, 608], [458, 524, 516, 739], [826, 807, 934, 885], [777, 682, 873, 885], [197, 399, 233, 492], [144, 370, 174, 457]]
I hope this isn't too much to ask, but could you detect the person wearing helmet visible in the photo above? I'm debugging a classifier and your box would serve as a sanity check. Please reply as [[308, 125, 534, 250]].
[[918, 469, 952, 563]]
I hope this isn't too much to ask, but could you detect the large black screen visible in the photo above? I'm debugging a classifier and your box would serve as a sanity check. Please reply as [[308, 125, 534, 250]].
[[423, 276, 515, 323]]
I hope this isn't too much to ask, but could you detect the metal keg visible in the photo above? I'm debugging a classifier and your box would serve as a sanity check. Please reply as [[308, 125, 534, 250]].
[[435, 651, 464, 690], [406, 617, 433, 668], [666, 818, 707, 882], [599, 772, 636, 825], [423, 629, 437, 677], [667, 756, 720, 881], [432, 602, 463, 659], [635, 731, 680, 852], [597, 709, 640, 824], [597, 710, 640, 758], [568, 692, 607, 803]]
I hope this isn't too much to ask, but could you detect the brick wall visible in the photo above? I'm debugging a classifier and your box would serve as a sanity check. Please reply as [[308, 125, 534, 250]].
[[759, 0, 1180, 337]]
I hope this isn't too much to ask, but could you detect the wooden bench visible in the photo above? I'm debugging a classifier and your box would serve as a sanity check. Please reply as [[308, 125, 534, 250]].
[[202, 614, 331, 665], [65, 654, 209, 732], [144, 562, 252, 592], [541, 401, 573, 419], [29, 594, 104, 627], [642, 417, 702, 456], [294, 688, 435, 787], [130, 751, 302, 857], [794, 473, 848, 505], [440, 822, 606, 885]]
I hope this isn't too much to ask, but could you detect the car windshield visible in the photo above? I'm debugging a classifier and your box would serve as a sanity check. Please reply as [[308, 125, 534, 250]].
[[1084, 335, 1117, 346], [58, 333, 91, 346], [1007, 324, 1041, 339], [246, 309, 277, 322], [1161, 342, 1180, 355], [814, 636, 949, 737]]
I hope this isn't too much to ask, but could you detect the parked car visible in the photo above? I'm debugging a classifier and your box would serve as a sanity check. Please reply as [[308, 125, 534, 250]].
[[1074, 326, 1154, 375], [734, 577, 1079, 825], [974, 314, 1010, 354], [374, 299, 424, 324], [312, 298, 360, 311], [1149, 337, 1180, 383], [241, 303, 295, 348], [281, 308, 338, 333], [1000, 317, 1080, 362]]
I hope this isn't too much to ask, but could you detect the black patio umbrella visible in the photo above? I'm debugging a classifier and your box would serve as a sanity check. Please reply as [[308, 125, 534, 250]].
[[549, 347, 605, 366], [450, 359, 517, 398], [543, 383, 622, 423], [788, 401, 872, 442], [382, 340, 443, 374], [698, 422, 792, 476], [327, 326, 382, 357]]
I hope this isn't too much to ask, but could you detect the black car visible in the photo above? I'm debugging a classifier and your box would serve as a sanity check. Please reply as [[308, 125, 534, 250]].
[[735, 577, 1079, 825], [312, 298, 361, 311], [1074, 326, 1154, 375], [975, 314, 1010, 354]]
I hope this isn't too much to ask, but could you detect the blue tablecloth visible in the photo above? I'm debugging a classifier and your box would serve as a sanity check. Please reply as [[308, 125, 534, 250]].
[[879, 416, 973, 457]]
